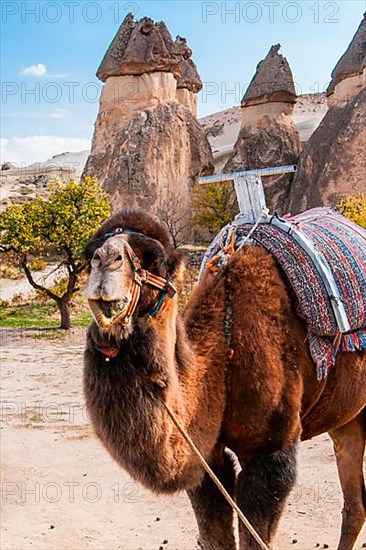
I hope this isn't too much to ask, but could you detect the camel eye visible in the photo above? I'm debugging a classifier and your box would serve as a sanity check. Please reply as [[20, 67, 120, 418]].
[[115, 255, 122, 262]]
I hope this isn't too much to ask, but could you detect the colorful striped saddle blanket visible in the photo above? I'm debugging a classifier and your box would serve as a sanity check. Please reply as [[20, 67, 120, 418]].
[[200, 207, 366, 379]]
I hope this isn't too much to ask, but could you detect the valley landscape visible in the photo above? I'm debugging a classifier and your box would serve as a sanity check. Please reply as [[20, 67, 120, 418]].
[[1, 5, 365, 550]]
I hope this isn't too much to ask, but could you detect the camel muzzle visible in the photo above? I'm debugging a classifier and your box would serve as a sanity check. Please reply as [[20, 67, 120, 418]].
[[88, 297, 131, 329]]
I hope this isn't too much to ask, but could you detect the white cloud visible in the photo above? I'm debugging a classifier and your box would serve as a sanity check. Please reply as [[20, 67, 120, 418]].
[[0, 136, 90, 166], [19, 64, 70, 78], [20, 63, 47, 76], [50, 108, 71, 119]]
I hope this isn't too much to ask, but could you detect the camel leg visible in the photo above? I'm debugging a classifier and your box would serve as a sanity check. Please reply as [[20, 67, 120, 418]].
[[187, 448, 237, 550], [329, 410, 366, 550], [236, 445, 297, 549]]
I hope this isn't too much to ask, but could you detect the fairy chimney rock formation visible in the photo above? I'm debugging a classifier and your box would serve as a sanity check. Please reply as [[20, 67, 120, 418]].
[[241, 44, 297, 121], [288, 14, 366, 213], [224, 45, 300, 213], [175, 36, 202, 115], [82, 14, 213, 230], [326, 13, 366, 106]]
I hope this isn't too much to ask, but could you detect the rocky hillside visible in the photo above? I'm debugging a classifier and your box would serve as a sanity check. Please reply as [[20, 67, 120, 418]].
[[200, 93, 327, 172], [0, 151, 89, 210]]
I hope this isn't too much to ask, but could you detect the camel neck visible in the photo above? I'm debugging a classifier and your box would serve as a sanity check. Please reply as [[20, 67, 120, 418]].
[[84, 288, 228, 493]]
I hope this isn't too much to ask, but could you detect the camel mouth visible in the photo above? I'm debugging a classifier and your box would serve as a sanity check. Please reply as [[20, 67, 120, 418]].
[[88, 297, 130, 329]]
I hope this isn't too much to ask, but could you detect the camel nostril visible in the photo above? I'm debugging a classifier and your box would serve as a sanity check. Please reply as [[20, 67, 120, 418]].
[[115, 255, 123, 262], [91, 250, 102, 268]]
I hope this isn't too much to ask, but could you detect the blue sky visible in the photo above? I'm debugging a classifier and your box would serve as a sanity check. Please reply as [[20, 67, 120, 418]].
[[1, 0, 365, 164]]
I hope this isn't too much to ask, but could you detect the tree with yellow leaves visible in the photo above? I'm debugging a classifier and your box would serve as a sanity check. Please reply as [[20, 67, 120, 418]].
[[191, 181, 238, 236], [338, 195, 366, 229], [0, 178, 110, 329]]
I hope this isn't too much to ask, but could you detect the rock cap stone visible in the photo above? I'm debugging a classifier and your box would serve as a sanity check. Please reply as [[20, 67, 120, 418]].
[[241, 44, 297, 107], [97, 13, 190, 81], [327, 13, 366, 95], [176, 56, 202, 92]]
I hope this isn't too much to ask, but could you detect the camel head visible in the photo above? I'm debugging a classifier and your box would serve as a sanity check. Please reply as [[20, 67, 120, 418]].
[[85, 209, 183, 338]]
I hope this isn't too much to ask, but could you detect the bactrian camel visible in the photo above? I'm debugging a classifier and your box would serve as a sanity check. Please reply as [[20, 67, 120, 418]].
[[83, 209, 366, 550]]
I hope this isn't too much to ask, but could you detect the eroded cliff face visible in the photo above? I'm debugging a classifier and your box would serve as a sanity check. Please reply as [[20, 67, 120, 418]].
[[288, 89, 366, 213], [225, 115, 300, 212], [100, 102, 213, 218], [288, 14, 366, 213], [82, 13, 212, 232], [224, 44, 300, 214], [83, 72, 179, 185]]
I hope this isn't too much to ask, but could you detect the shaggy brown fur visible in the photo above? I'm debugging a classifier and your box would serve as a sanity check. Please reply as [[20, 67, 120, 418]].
[[84, 210, 366, 550]]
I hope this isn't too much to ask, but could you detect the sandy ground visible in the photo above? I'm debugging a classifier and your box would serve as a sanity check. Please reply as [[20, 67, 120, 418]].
[[0, 329, 365, 550]]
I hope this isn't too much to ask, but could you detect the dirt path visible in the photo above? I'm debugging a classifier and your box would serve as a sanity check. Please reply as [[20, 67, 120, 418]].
[[0, 264, 64, 303], [1, 330, 365, 550]]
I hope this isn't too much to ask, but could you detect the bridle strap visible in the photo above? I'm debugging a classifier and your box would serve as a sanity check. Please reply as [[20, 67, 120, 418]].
[[116, 236, 177, 322], [124, 279, 141, 321]]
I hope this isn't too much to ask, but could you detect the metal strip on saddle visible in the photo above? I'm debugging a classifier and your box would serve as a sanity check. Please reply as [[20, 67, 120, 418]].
[[264, 215, 351, 334]]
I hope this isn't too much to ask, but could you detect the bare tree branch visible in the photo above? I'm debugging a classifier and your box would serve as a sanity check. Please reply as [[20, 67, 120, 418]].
[[20, 256, 60, 302], [157, 191, 191, 248]]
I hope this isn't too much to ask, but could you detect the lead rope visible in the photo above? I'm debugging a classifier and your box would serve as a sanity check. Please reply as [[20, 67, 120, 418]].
[[162, 402, 270, 550]]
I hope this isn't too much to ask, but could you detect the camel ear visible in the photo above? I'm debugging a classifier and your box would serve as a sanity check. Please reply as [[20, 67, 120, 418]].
[[168, 250, 185, 282]]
